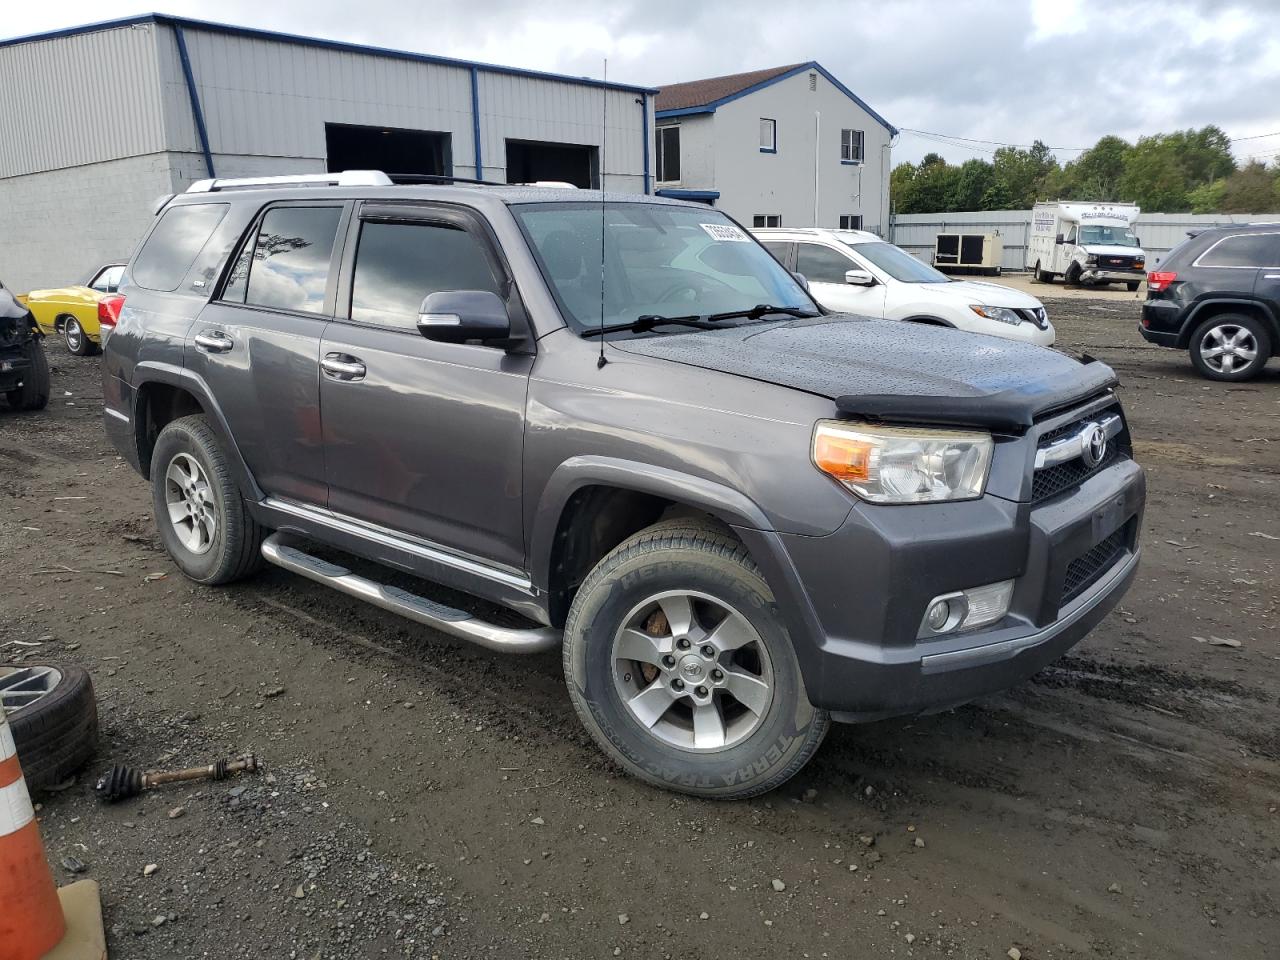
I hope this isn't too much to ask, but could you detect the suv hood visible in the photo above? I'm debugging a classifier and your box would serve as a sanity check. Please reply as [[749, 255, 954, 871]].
[[937, 279, 1042, 308], [615, 315, 1116, 432]]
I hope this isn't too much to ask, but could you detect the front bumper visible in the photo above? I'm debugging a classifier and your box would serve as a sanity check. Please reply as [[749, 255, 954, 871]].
[[0, 350, 33, 391], [741, 457, 1145, 719], [1080, 268, 1144, 283]]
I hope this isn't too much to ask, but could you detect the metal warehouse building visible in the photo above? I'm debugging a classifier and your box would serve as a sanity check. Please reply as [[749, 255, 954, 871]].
[[0, 14, 656, 290]]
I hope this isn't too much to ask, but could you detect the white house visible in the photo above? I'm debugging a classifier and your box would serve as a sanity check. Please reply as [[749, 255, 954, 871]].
[[654, 62, 896, 234]]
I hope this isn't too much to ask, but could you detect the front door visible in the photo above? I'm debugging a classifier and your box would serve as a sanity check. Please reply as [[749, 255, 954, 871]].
[[319, 203, 532, 570], [795, 241, 887, 316], [187, 201, 347, 506]]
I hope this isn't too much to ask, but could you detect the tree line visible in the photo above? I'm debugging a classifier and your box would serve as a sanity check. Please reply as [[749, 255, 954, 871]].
[[890, 126, 1280, 215]]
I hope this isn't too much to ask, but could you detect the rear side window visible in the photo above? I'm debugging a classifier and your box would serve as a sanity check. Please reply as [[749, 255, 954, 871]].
[[132, 204, 228, 291], [349, 220, 500, 330], [1197, 233, 1280, 268], [223, 206, 343, 314], [796, 242, 854, 284]]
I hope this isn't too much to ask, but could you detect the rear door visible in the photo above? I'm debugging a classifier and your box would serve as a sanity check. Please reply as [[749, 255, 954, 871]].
[[188, 200, 348, 506], [319, 202, 532, 569], [1250, 233, 1280, 314], [795, 241, 886, 316]]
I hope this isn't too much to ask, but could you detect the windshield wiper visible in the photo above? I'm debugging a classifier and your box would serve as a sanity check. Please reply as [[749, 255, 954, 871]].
[[707, 303, 820, 322], [581, 313, 716, 338]]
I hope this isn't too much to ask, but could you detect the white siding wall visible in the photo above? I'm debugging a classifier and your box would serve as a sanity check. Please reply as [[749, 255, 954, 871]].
[[681, 70, 892, 232]]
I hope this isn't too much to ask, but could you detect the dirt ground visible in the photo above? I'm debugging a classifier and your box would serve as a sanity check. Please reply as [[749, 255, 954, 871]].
[[1, 297, 1277, 960]]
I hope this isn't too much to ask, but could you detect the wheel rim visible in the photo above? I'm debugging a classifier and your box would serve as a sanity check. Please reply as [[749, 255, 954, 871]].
[[64, 319, 82, 351], [1200, 324, 1258, 374], [164, 452, 218, 555], [611, 590, 775, 752], [0, 666, 62, 717]]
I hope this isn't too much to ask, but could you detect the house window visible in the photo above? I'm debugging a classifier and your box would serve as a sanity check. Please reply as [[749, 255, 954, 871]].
[[839, 215, 863, 230], [841, 129, 864, 164], [656, 124, 681, 183], [759, 118, 777, 153], [752, 214, 782, 228]]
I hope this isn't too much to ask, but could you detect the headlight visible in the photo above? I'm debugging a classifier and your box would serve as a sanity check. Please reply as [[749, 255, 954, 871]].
[[812, 421, 994, 503], [969, 304, 1022, 326], [1085, 254, 1098, 265]]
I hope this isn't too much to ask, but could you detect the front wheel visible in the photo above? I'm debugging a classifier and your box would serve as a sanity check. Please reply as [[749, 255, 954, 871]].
[[1188, 313, 1271, 382], [563, 519, 828, 799]]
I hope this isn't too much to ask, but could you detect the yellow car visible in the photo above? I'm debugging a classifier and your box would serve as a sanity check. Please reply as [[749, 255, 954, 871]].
[[24, 263, 125, 356]]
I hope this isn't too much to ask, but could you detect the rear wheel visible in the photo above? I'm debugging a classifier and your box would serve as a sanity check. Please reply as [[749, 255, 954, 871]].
[[61, 316, 92, 356], [1188, 313, 1270, 382], [563, 519, 828, 799], [1034, 262, 1053, 283], [1126, 281, 1141, 292], [151, 414, 266, 584], [5, 339, 50, 411]]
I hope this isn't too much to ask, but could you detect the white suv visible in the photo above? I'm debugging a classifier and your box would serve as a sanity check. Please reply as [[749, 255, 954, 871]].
[[753, 228, 1055, 345]]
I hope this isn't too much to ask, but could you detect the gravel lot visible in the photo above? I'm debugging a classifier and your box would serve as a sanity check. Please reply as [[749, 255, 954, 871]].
[[1, 296, 1277, 959]]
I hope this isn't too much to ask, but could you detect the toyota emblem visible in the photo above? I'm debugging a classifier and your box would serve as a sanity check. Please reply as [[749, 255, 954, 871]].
[[1081, 423, 1108, 468]]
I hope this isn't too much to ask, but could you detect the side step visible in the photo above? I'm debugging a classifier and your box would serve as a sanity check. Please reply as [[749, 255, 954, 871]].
[[260, 533, 561, 654]]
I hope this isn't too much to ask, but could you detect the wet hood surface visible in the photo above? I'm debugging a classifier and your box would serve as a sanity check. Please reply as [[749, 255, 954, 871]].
[[614, 314, 1116, 429]]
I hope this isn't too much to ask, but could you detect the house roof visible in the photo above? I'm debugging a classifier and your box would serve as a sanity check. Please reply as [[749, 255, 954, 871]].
[[655, 61, 897, 135], [0, 13, 659, 95]]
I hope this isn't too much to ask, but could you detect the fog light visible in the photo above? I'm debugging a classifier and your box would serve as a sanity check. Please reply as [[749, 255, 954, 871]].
[[925, 600, 951, 632], [918, 579, 1014, 639]]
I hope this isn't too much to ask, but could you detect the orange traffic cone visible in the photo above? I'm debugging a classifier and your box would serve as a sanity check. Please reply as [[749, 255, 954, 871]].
[[1, 702, 106, 960]]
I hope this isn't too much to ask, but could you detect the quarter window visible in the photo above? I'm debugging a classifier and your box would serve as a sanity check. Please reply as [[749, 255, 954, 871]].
[[656, 125, 681, 182], [753, 214, 782, 228], [841, 129, 864, 163], [1197, 233, 1280, 268], [350, 220, 501, 330], [759, 118, 777, 153], [90, 265, 124, 292], [222, 206, 343, 314], [132, 203, 228, 292], [796, 243, 855, 284]]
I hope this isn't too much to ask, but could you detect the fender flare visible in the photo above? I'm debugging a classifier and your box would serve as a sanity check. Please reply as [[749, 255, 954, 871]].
[[1180, 297, 1280, 349], [899, 314, 954, 327], [130, 362, 264, 501], [529, 455, 773, 593]]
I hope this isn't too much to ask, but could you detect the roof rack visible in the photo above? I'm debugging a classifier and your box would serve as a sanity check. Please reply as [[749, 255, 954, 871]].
[[385, 173, 504, 186], [185, 170, 393, 193]]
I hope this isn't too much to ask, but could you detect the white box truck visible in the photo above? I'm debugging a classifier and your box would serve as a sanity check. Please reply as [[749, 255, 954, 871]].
[[1026, 202, 1147, 291]]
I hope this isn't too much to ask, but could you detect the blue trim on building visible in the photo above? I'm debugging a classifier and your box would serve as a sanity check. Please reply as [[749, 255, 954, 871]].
[[759, 148, 777, 154], [0, 13, 659, 95], [173, 24, 215, 178], [640, 94, 651, 195], [655, 189, 720, 202], [470, 67, 484, 178], [655, 61, 896, 136]]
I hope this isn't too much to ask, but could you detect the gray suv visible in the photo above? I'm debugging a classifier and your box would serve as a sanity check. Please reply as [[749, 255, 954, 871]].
[[102, 172, 1145, 798]]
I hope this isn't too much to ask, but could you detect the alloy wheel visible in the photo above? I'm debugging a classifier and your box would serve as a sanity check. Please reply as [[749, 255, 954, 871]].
[[0, 666, 62, 717], [164, 453, 218, 555], [1200, 323, 1258, 375]]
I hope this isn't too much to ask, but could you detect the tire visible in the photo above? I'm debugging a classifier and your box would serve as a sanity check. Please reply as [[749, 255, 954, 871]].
[[1065, 264, 1082, 286], [563, 518, 829, 799], [5, 339, 50, 411], [1126, 281, 1141, 292], [3, 664, 98, 793], [1188, 313, 1271, 382], [61, 316, 92, 356], [1034, 263, 1053, 283], [150, 414, 266, 584]]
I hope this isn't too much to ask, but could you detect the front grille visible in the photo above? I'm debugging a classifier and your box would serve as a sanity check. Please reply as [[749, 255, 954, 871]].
[[1061, 527, 1128, 607], [1097, 255, 1141, 270], [1033, 445, 1121, 501]]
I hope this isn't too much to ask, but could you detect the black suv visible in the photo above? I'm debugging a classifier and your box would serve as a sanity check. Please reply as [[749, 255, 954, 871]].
[[101, 172, 1144, 798], [1140, 223, 1280, 381]]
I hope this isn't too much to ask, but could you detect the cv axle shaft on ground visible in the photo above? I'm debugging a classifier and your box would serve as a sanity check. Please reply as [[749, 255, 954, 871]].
[[95, 754, 259, 802]]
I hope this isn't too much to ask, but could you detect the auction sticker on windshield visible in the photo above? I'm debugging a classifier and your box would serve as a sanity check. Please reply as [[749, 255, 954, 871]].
[[700, 223, 750, 242]]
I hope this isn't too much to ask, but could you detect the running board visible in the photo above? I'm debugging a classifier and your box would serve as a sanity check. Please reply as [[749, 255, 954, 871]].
[[260, 533, 561, 654]]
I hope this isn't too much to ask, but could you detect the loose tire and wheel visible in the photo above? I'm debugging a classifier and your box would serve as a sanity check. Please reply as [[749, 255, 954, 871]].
[[2, 664, 98, 793], [1034, 262, 1053, 283], [4, 339, 50, 411], [1188, 313, 1271, 382], [1126, 281, 1141, 292], [61, 316, 93, 356], [563, 519, 829, 799], [150, 414, 265, 584]]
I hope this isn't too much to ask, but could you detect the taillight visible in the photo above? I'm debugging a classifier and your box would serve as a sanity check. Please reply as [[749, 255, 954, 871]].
[[98, 294, 125, 336], [1147, 271, 1177, 293]]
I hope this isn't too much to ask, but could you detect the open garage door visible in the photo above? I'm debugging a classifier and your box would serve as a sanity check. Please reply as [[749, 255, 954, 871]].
[[326, 123, 452, 177], [505, 140, 597, 188]]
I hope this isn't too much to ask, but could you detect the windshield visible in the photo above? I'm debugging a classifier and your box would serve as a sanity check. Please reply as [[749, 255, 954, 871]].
[[512, 202, 815, 333], [1078, 225, 1139, 247], [843, 239, 950, 283]]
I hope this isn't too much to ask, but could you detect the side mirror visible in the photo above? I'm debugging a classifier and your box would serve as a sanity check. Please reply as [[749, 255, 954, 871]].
[[790, 270, 811, 292], [1055, 233, 1065, 245], [845, 269, 876, 286], [417, 290, 511, 344]]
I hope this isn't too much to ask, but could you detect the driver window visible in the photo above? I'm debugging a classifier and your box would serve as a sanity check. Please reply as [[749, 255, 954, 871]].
[[796, 243, 855, 284]]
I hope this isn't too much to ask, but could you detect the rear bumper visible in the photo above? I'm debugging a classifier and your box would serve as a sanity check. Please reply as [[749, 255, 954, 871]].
[[741, 458, 1145, 719], [102, 374, 141, 473], [1139, 299, 1185, 347]]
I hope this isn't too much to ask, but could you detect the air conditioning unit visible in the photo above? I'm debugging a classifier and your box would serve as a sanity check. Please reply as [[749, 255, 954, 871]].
[[933, 232, 1003, 276]]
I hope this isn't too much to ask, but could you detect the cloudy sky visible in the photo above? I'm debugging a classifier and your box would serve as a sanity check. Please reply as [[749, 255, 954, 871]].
[[9, 0, 1280, 166]]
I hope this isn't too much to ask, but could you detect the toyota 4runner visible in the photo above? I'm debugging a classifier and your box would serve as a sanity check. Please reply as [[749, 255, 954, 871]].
[[103, 172, 1145, 798]]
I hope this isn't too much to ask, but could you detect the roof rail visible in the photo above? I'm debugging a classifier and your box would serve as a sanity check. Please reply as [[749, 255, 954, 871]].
[[185, 170, 393, 193]]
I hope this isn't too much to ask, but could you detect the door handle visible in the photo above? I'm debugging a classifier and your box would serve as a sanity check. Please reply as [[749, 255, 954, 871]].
[[321, 354, 366, 382], [193, 330, 233, 353]]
